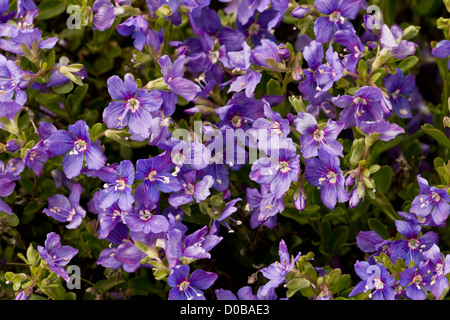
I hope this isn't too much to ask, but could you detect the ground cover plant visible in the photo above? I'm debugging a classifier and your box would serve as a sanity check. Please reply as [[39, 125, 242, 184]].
[[2, 0, 450, 301]]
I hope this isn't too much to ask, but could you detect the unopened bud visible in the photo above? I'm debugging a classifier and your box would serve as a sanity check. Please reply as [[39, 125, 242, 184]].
[[402, 25, 420, 41], [372, 48, 391, 70]]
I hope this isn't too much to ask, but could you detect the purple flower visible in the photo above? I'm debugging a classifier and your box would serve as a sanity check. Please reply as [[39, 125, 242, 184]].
[[389, 219, 439, 266], [249, 137, 300, 199], [15, 0, 37, 18], [333, 27, 364, 73], [298, 40, 341, 102], [96, 200, 123, 239], [168, 264, 218, 300], [210, 197, 242, 235], [103, 73, 163, 140], [399, 263, 432, 300], [252, 101, 291, 141], [43, 183, 86, 229], [216, 286, 278, 300], [313, 0, 362, 43], [98, 160, 135, 212], [356, 230, 392, 264], [15, 290, 31, 300], [315, 44, 344, 93], [304, 148, 350, 210], [215, 94, 266, 131], [135, 151, 182, 203], [24, 141, 49, 177], [97, 223, 141, 272], [384, 68, 416, 118], [251, 39, 289, 69], [246, 187, 278, 229], [294, 111, 344, 159], [46, 120, 107, 179], [37, 232, 78, 282], [168, 170, 214, 207], [432, 40, 450, 70], [116, 15, 149, 51], [92, 0, 130, 31], [236, 0, 271, 26], [332, 86, 385, 129], [358, 120, 405, 142], [410, 175, 450, 227], [122, 183, 170, 234], [158, 54, 200, 102], [259, 239, 301, 297], [0, 53, 27, 111], [0, 28, 58, 55], [380, 24, 417, 60], [349, 261, 395, 300], [0, 176, 16, 215], [165, 225, 222, 268], [422, 244, 450, 299]]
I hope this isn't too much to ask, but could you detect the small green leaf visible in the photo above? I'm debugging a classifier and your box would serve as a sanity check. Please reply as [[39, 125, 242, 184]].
[[266, 79, 282, 96], [328, 226, 349, 255], [371, 166, 393, 194], [38, 0, 66, 20], [398, 56, 419, 73], [368, 218, 390, 239], [52, 81, 74, 94], [422, 124, 450, 150]]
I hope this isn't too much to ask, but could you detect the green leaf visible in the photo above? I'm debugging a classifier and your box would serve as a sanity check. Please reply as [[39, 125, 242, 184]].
[[36, 93, 70, 120], [89, 122, 106, 141], [382, 0, 396, 26], [398, 56, 419, 73], [52, 81, 74, 94], [328, 226, 349, 255], [368, 218, 390, 239], [286, 278, 310, 298], [421, 123, 450, 149], [0, 212, 19, 226], [329, 274, 352, 295], [266, 79, 282, 96], [38, 0, 66, 20], [371, 166, 393, 194]]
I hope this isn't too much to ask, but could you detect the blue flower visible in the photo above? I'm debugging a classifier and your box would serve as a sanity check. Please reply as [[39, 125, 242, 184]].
[[294, 111, 344, 159], [410, 175, 450, 227], [384, 68, 416, 118], [46, 120, 107, 179], [43, 183, 86, 229], [168, 264, 218, 300], [158, 54, 200, 102], [259, 239, 301, 297], [98, 160, 135, 212], [389, 219, 439, 266], [349, 261, 395, 300], [399, 263, 432, 300], [249, 137, 300, 199], [103, 73, 163, 140], [135, 151, 182, 203], [37, 232, 78, 282], [304, 147, 350, 210], [313, 0, 362, 43]]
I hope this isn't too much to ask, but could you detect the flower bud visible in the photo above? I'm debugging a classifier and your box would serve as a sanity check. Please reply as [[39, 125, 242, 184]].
[[402, 26, 420, 41], [349, 188, 362, 208], [293, 188, 306, 211], [6, 139, 23, 152], [372, 48, 391, 70], [277, 46, 290, 61], [444, 116, 450, 128]]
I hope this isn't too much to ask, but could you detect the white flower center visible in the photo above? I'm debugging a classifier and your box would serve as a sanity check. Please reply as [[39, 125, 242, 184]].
[[127, 98, 140, 113]]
